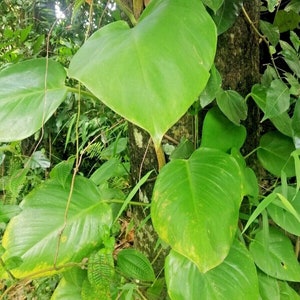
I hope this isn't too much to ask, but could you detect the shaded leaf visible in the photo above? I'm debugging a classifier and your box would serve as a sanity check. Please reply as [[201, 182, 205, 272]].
[[274, 10, 300, 33], [0, 58, 67, 142], [51, 268, 86, 300], [26, 151, 50, 170], [165, 239, 259, 300], [202, 0, 223, 13], [69, 0, 217, 148], [259, 20, 279, 46], [117, 249, 155, 282], [212, 0, 243, 35], [262, 79, 290, 121], [257, 131, 295, 177], [199, 65, 222, 108], [280, 41, 300, 77], [201, 106, 246, 152], [151, 147, 243, 272], [216, 89, 247, 125], [250, 228, 300, 281]]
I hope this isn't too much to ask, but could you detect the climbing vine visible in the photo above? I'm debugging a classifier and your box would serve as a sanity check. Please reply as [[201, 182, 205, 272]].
[[0, 0, 300, 299]]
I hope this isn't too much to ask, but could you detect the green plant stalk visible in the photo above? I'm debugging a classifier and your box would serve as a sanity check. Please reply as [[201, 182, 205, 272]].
[[115, 0, 137, 26], [67, 87, 99, 100], [155, 144, 166, 171]]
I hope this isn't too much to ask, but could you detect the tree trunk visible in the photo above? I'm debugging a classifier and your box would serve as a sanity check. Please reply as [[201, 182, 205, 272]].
[[128, 0, 260, 276]]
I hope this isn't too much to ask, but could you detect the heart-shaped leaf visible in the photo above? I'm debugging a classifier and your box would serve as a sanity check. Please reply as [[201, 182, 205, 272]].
[[201, 106, 246, 152], [249, 228, 300, 281], [165, 239, 259, 300], [262, 79, 290, 122], [2, 176, 112, 278], [0, 58, 67, 142], [68, 0, 217, 148], [257, 131, 295, 177], [151, 147, 244, 272], [216, 90, 247, 125]]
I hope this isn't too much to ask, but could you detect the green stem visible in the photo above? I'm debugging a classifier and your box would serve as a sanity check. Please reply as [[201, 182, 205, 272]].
[[103, 199, 150, 207], [67, 87, 99, 100], [115, 0, 137, 26], [155, 144, 166, 171]]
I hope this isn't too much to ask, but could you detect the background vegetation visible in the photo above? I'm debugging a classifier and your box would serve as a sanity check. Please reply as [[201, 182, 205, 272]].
[[0, 0, 300, 299]]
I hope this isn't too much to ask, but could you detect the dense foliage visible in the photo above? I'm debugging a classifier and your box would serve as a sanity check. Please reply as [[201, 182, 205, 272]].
[[0, 0, 300, 299]]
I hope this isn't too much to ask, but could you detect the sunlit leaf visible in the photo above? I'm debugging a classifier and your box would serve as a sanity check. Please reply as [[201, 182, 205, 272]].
[[69, 0, 217, 148], [151, 147, 243, 272], [0, 58, 67, 142], [165, 239, 259, 300], [2, 176, 112, 278]]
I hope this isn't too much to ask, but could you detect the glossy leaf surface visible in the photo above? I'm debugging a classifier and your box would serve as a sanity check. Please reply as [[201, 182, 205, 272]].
[[68, 0, 217, 147], [0, 58, 67, 142], [165, 239, 259, 300], [151, 147, 243, 272], [250, 228, 300, 281], [2, 176, 112, 278]]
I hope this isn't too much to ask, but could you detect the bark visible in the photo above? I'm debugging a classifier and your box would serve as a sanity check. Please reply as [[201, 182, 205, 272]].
[[215, 0, 261, 163], [127, 0, 260, 276]]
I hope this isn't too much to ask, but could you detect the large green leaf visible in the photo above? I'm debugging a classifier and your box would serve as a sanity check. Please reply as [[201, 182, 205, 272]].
[[165, 239, 259, 300], [258, 271, 300, 300], [257, 131, 295, 177], [249, 228, 300, 281], [201, 107, 246, 152], [151, 148, 244, 272], [68, 0, 217, 148], [1, 176, 112, 278], [0, 58, 67, 142]]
